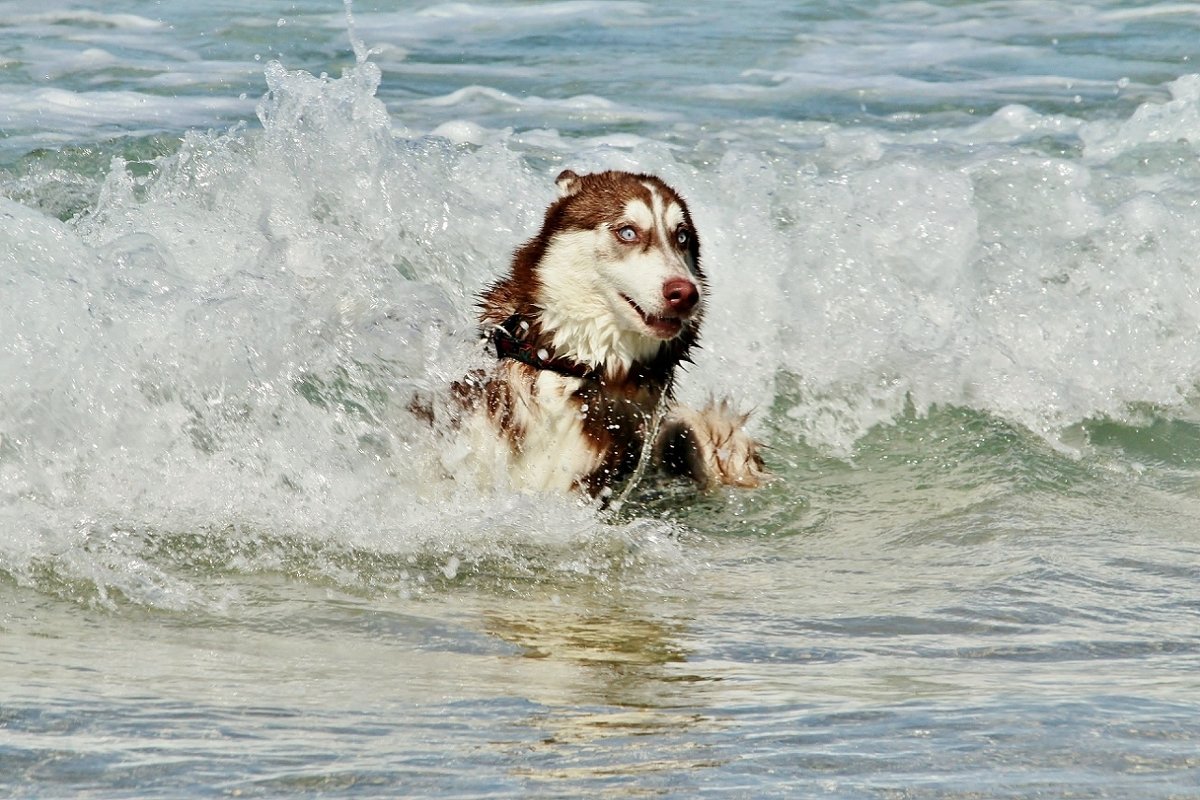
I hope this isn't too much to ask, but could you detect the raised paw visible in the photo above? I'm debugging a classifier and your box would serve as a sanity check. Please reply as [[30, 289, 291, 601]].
[[655, 399, 769, 489]]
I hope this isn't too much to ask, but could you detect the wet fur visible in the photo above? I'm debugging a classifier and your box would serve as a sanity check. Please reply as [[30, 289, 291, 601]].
[[456, 169, 766, 495]]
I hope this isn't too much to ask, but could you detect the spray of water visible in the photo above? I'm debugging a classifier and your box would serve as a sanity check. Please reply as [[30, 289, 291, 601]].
[[6, 31, 1200, 606]]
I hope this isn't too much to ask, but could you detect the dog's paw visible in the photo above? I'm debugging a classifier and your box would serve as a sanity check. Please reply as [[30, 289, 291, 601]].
[[656, 400, 769, 489]]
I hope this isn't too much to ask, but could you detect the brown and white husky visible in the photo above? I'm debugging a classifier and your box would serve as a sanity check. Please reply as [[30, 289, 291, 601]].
[[451, 169, 766, 498]]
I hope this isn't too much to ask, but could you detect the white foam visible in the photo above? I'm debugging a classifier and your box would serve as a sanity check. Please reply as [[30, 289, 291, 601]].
[[415, 1, 649, 22], [710, 82, 1200, 451], [0, 85, 257, 147], [413, 85, 673, 128], [6, 20, 1200, 602], [0, 10, 165, 30], [1080, 75, 1200, 161], [1098, 4, 1200, 22], [0, 61, 691, 607]]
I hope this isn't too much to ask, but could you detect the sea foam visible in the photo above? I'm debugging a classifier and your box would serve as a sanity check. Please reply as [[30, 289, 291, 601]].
[[7, 52, 1200, 604]]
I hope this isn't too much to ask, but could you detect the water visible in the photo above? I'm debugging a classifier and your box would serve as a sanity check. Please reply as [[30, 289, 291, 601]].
[[3, 1, 1200, 796]]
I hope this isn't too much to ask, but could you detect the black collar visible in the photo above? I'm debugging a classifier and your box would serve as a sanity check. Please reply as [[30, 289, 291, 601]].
[[490, 315, 597, 380]]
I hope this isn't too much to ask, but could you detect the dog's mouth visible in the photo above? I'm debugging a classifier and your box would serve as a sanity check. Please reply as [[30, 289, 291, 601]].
[[622, 294, 684, 339]]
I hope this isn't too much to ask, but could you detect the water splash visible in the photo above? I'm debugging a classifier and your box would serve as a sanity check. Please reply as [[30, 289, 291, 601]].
[[0, 59, 691, 609], [8, 44, 1200, 606]]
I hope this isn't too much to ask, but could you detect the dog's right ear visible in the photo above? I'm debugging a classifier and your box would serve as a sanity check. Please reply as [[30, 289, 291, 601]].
[[555, 169, 582, 198]]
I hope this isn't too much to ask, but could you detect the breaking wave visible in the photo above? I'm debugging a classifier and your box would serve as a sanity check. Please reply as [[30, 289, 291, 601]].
[[6, 52, 1200, 606]]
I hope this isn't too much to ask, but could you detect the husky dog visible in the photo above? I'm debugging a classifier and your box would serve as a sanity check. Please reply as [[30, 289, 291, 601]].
[[453, 169, 766, 497]]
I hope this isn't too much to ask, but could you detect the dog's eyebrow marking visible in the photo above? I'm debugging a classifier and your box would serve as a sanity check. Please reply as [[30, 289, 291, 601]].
[[643, 183, 674, 250], [664, 202, 684, 231], [622, 198, 655, 231]]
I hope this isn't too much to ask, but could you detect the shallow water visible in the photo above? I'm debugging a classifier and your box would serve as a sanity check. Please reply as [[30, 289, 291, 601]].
[[3, 1, 1200, 797]]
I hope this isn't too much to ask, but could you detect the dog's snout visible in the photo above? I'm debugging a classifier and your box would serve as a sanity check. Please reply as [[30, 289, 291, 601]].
[[662, 277, 699, 313]]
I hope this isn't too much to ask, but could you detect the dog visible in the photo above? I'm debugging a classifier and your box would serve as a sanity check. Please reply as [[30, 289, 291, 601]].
[[449, 169, 766, 498]]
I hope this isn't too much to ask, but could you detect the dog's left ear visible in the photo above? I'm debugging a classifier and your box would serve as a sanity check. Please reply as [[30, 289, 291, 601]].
[[555, 169, 582, 198]]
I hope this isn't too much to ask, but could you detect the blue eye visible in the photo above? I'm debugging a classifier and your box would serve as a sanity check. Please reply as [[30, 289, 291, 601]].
[[676, 228, 690, 246], [616, 225, 638, 243]]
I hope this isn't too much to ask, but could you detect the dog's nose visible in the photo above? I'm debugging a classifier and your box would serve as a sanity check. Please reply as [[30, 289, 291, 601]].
[[662, 277, 699, 313]]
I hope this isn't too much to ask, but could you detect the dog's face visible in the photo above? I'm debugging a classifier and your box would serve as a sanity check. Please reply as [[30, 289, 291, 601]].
[[533, 170, 706, 369]]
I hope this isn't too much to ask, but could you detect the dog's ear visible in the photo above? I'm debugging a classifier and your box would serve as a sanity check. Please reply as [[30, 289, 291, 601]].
[[555, 169, 582, 198]]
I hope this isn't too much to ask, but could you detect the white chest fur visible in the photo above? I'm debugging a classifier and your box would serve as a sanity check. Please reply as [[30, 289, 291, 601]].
[[461, 365, 604, 493]]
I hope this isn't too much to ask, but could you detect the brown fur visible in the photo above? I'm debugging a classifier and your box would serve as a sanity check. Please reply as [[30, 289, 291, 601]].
[[460, 170, 767, 495], [479, 170, 704, 385]]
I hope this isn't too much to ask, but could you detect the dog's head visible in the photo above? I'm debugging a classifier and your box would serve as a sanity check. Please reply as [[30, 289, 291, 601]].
[[505, 170, 707, 373]]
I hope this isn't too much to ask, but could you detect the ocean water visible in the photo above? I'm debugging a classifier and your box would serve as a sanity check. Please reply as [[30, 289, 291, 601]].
[[3, 0, 1200, 797]]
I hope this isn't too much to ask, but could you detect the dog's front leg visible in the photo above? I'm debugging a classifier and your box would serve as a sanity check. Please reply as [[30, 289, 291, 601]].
[[654, 400, 768, 488]]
